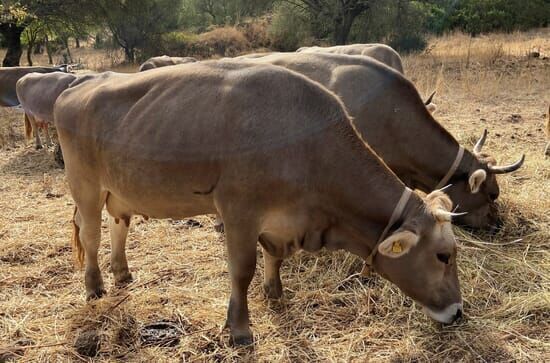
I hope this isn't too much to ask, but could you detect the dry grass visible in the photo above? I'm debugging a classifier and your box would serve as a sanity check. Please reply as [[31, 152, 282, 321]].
[[1, 30, 549, 362]]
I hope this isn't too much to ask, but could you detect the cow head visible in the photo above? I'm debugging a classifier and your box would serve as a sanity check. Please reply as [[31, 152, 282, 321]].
[[373, 190, 462, 324], [446, 130, 524, 230]]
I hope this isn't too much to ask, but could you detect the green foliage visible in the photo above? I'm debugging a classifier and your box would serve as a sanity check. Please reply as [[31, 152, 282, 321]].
[[450, 0, 549, 36], [93, 0, 184, 62], [269, 2, 311, 51], [182, 0, 274, 28], [1, 0, 549, 65]]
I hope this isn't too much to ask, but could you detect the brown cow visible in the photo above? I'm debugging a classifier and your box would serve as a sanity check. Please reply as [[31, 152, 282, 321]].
[[19, 62, 463, 345], [297, 43, 405, 74], [139, 55, 197, 71], [0, 65, 69, 149], [235, 51, 438, 113], [240, 52, 524, 229]]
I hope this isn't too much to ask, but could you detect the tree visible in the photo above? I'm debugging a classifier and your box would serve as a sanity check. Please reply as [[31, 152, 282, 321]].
[[1, 0, 91, 66], [0, 2, 29, 66], [283, 0, 371, 44], [93, 0, 183, 63], [193, 0, 274, 26]]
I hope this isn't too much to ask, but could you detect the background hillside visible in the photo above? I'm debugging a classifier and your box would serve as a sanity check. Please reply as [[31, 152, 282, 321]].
[[1, 0, 549, 66]]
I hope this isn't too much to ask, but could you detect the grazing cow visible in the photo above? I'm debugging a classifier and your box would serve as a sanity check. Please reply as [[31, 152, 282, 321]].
[[297, 43, 405, 74], [139, 55, 197, 71], [0, 65, 70, 149], [235, 51, 437, 113], [20, 62, 464, 345], [240, 52, 524, 229]]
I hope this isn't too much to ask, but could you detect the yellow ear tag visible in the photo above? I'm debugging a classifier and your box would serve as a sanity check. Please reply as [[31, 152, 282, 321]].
[[392, 241, 403, 253]]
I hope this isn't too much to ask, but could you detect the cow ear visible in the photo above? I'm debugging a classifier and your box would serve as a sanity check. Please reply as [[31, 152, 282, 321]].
[[469, 169, 487, 194], [426, 103, 437, 114], [378, 230, 419, 258]]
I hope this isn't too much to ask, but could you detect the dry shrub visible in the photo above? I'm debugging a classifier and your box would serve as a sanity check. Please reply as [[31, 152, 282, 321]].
[[198, 27, 251, 58], [157, 27, 251, 59], [238, 18, 272, 49]]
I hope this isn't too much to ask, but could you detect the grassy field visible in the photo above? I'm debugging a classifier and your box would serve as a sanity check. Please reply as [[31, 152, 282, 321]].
[[0, 30, 549, 362]]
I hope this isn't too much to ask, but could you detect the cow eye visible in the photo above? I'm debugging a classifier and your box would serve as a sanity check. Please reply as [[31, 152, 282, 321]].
[[437, 253, 450, 264]]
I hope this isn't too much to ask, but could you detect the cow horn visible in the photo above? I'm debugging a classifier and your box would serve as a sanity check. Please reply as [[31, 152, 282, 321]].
[[488, 154, 525, 174], [473, 129, 488, 154], [424, 91, 436, 106], [433, 209, 467, 223]]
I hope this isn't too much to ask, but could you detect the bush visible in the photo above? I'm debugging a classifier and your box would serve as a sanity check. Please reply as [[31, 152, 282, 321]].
[[199, 27, 250, 57], [268, 3, 311, 51], [239, 18, 271, 49], [152, 27, 251, 59]]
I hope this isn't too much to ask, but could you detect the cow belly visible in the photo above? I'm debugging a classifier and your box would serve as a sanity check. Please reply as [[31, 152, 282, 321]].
[[92, 152, 220, 219]]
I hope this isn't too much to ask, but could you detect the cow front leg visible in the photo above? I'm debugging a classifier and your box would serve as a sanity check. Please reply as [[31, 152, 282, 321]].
[[262, 250, 283, 299], [109, 216, 133, 286], [224, 225, 257, 346], [34, 127, 43, 150], [43, 125, 54, 147]]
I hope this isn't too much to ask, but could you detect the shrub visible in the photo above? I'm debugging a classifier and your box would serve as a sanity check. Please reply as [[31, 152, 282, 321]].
[[239, 18, 271, 49], [198, 27, 250, 57], [151, 27, 251, 59], [268, 3, 311, 51]]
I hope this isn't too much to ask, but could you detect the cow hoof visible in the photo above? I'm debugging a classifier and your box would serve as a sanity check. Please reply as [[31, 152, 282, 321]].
[[263, 281, 283, 300], [229, 333, 254, 347], [214, 222, 225, 233], [115, 273, 134, 287], [86, 288, 107, 301]]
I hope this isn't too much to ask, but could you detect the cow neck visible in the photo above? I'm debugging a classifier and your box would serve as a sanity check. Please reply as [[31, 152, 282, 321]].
[[406, 115, 470, 192], [322, 156, 423, 261], [359, 187, 413, 275]]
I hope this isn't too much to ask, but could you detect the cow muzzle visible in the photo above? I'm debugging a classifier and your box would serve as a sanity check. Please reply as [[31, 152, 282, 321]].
[[423, 302, 463, 324]]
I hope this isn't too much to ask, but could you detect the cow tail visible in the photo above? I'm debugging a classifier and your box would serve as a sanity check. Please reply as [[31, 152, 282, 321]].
[[72, 206, 85, 268], [24, 114, 32, 140]]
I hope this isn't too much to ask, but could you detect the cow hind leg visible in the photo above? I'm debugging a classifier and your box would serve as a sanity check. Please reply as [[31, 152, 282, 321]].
[[74, 205, 105, 300], [262, 250, 283, 299], [223, 222, 258, 346], [214, 214, 224, 233], [109, 216, 133, 286]]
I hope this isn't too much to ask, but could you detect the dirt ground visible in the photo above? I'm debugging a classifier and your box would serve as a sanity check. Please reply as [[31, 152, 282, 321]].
[[0, 30, 549, 362]]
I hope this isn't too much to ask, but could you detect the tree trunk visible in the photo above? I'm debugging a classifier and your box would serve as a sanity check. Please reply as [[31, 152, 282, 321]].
[[45, 35, 54, 64], [0, 23, 25, 67], [75, 37, 80, 48], [123, 46, 135, 63], [333, 11, 356, 45], [62, 37, 73, 63], [27, 42, 34, 66]]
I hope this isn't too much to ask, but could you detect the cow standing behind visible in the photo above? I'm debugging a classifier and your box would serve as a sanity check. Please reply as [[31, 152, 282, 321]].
[[138, 55, 197, 71], [18, 62, 464, 345], [242, 52, 524, 230], [0, 65, 69, 149], [297, 43, 405, 74]]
